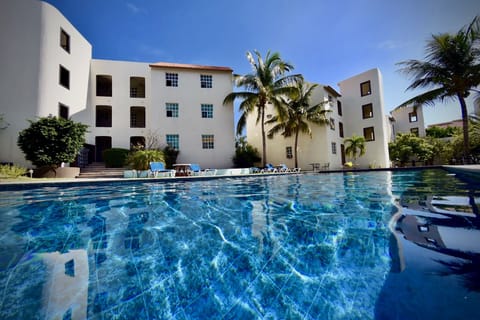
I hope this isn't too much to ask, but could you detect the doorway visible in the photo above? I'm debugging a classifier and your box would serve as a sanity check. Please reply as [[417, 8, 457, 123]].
[[95, 136, 112, 162]]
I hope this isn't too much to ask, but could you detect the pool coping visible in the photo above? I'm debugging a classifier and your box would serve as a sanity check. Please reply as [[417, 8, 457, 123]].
[[1, 165, 478, 191]]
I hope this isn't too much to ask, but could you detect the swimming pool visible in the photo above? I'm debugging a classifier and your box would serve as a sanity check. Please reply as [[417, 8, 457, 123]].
[[0, 169, 478, 319]]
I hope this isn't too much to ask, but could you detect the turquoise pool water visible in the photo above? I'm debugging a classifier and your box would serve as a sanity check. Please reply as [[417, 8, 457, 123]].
[[0, 169, 478, 319]]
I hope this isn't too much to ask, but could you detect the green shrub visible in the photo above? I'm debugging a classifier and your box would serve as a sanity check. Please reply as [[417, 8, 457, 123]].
[[0, 164, 27, 178], [162, 145, 179, 169], [103, 148, 130, 168], [127, 150, 165, 170], [17, 116, 88, 168]]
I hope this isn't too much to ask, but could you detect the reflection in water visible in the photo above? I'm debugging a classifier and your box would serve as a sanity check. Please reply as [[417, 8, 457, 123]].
[[40, 250, 89, 320], [377, 170, 480, 319]]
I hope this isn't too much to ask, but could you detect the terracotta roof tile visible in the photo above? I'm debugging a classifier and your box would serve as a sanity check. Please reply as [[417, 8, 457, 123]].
[[149, 62, 233, 72]]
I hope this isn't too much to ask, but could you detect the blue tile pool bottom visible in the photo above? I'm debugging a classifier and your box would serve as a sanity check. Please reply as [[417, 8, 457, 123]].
[[0, 169, 479, 319]]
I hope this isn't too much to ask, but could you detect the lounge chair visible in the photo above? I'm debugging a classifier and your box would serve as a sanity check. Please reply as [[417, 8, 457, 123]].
[[190, 163, 216, 176], [261, 163, 278, 173], [278, 164, 301, 173], [149, 162, 175, 178]]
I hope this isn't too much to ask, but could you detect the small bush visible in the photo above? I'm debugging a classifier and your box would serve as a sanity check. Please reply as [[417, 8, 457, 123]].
[[0, 164, 27, 178], [127, 150, 165, 170], [103, 148, 130, 168], [162, 145, 179, 169]]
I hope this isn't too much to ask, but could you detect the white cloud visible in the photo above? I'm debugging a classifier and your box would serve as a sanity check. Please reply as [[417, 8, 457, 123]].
[[377, 40, 405, 50], [126, 2, 141, 14]]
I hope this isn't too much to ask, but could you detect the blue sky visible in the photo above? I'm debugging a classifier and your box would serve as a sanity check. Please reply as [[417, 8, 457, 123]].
[[44, 0, 479, 125]]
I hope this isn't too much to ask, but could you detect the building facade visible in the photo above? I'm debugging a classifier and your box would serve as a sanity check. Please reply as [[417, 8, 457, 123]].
[[0, 0, 235, 169], [390, 104, 426, 138], [247, 69, 391, 170]]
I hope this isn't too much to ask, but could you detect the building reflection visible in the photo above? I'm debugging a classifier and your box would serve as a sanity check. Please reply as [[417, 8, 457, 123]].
[[40, 250, 89, 320]]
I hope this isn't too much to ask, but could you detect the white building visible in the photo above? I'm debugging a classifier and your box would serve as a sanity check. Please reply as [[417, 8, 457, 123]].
[[390, 104, 426, 138], [247, 69, 391, 170], [0, 0, 235, 169]]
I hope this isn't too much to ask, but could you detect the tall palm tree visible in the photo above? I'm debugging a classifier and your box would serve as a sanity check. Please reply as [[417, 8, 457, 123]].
[[266, 81, 330, 168], [397, 16, 480, 160], [344, 135, 366, 163], [223, 50, 302, 167]]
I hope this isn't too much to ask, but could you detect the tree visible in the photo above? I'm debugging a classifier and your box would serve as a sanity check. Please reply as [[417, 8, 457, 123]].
[[397, 16, 480, 160], [389, 133, 434, 166], [223, 50, 302, 167], [17, 116, 88, 168], [266, 81, 330, 168], [426, 125, 460, 138], [344, 135, 366, 163], [232, 136, 261, 168]]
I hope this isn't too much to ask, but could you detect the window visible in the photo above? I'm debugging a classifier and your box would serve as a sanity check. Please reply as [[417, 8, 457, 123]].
[[130, 77, 145, 98], [330, 118, 335, 130], [59, 65, 70, 89], [337, 101, 342, 116], [339, 122, 344, 138], [286, 146, 293, 159], [200, 75, 212, 88], [130, 136, 145, 150], [409, 111, 418, 122], [59, 103, 69, 119], [202, 134, 215, 149], [96, 75, 112, 97], [410, 127, 419, 136], [60, 29, 70, 53], [328, 95, 333, 105], [130, 107, 145, 128], [166, 134, 179, 150], [96, 106, 112, 127], [331, 142, 337, 154], [166, 73, 178, 87], [166, 103, 179, 117], [362, 103, 373, 119], [360, 81, 371, 96], [363, 126, 375, 141], [201, 104, 213, 118]]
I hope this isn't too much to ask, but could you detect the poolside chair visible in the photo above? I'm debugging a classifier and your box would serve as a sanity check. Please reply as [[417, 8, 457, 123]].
[[261, 163, 278, 173], [149, 162, 175, 178], [189, 164, 217, 176], [277, 164, 291, 173]]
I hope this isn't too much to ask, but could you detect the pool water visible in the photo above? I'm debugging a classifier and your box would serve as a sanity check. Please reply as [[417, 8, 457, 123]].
[[0, 169, 478, 319]]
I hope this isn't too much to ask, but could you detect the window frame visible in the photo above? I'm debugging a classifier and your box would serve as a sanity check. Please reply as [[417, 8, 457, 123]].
[[337, 101, 342, 116], [130, 76, 145, 98], [286, 146, 293, 159], [360, 80, 372, 96], [165, 73, 178, 87], [362, 103, 374, 119], [202, 134, 215, 149], [410, 127, 419, 136], [330, 118, 335, 130], [59, 65, 70, 89], [166, 134, 179, 150], [339, 121, 344, 138], [95, 105, 112, 127], [200, 74, 213, 88], [166, 103, 179, 118], [331, 142, 337, 154], [363, 126, 375, 141], [60, 29, 70, 53], [130, 106, 146, 128], [201, 104, 213, 118], [58, 103, 69, 119], [409, 111, 418, 122], [96, 75, 112, 97]]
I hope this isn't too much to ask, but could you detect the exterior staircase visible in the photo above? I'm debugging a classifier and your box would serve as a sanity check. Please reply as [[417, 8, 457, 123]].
[[78, 162, 125, 179]]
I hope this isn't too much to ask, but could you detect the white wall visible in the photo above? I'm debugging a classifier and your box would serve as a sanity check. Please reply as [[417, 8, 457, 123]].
[[390, 104, 426, 138], [0, 0, 92, 166], [149, 65, 235, 168], [338, 68, 390, 168]]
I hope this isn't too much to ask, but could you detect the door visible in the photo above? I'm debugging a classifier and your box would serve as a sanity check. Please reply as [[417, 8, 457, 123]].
[[341, 144, 346, 165], [95, 136, 112, 162]]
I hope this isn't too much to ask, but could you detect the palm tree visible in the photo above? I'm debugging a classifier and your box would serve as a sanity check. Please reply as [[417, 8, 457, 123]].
[[397, 16, 480, 160], [223, 50, 302, 167], [266, 81, 330, 168], [344, 135, 366, 164]]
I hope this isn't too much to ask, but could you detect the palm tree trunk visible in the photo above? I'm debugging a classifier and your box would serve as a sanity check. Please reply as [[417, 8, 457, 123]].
[[260, 106, 267, 167], [294, 129, 300, 168], [458, 94, 470, 161]]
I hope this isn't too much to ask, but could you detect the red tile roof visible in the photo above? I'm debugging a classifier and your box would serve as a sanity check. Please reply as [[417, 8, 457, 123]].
[[149, 62, 233, 72]]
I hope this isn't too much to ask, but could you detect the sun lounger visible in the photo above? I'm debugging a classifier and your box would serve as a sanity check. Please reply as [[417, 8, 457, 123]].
[[190, 163, 217, 176], [149, 162, 175, 177], [261, 163, 278, 173]]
